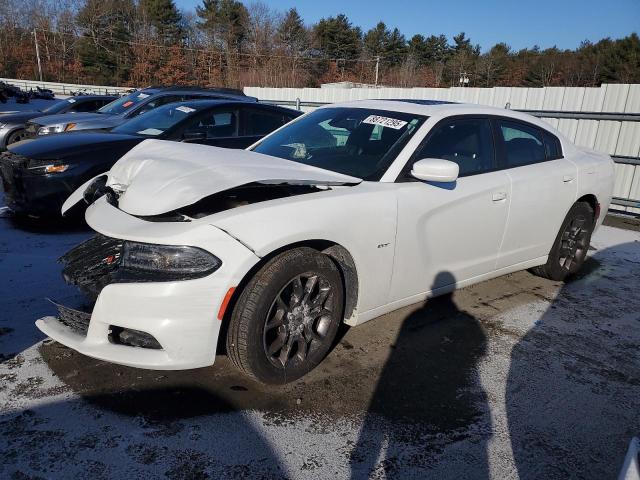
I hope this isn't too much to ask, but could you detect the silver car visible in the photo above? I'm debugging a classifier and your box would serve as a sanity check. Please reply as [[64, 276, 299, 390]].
[[0, 95, 115, 149], [25, 86, 256, 138]]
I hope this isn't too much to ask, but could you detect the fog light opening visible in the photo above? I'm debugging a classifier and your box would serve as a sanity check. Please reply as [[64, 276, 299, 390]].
[[109, 325, 162, 349]]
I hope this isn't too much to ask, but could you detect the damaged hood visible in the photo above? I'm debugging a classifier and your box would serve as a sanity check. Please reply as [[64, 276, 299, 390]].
[[106, 139, 361, 216]]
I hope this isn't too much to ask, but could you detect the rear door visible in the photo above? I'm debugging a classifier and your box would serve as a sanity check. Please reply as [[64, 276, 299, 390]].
[[493, 118, 577, 269], [239, 106, 298, 146]]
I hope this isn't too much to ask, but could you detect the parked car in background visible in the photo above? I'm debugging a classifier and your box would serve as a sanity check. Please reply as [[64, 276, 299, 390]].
[[23, 86, 256, 138], [0, 100, 300, 218], [39, 100, 614, 384], [0, 95, 117, 149]]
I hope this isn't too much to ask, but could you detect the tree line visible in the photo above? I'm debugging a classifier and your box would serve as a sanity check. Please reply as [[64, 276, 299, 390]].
[[1, 0, 638, 89]]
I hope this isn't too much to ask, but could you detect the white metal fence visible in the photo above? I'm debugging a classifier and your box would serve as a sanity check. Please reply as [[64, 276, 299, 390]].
[[246, 84, 640, 214], [0, 77, 130, 96]]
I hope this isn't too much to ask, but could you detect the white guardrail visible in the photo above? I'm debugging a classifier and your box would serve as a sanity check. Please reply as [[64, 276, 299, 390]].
[[0, 78, 130, 96]]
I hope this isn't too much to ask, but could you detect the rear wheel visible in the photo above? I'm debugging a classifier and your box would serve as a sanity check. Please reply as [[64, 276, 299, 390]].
[[531, 201, 595, 281], [227, 247, 344, 384], [6, 129, 26, 145]]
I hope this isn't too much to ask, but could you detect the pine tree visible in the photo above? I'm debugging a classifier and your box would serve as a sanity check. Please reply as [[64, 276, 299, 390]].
[[364, 22, 389, 58], [383, 27, 407, 66], [277, 8, 308, 54], [76, 0, 135, 84], [313, 14, 362, 60], [197, 0, 249, 52], [140, 0, 183, 44]]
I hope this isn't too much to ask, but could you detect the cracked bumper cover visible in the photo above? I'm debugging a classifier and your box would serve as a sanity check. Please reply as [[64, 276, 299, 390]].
[[35, 197, 261, 370]]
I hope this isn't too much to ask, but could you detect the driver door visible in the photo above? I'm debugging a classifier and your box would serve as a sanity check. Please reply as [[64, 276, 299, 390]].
[[389, 116, 511, 302]]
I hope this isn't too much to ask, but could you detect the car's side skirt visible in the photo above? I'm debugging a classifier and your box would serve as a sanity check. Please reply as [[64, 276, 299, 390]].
[[352, 255, 548, 326]]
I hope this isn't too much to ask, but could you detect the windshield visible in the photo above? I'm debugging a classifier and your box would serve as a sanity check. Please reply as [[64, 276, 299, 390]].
[[98, 90, 155, 115], [251, 107, 426, 180], [112, 102, 199, 137], [40, 99, 70, 114]]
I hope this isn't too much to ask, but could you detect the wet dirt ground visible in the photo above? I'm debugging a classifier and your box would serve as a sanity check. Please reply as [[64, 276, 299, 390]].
[[1, 196, 639, 479]]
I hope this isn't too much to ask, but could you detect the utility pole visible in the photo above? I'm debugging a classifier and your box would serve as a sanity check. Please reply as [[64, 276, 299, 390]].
[[374, 56, 380, 87], [458, 71, 470, 87], [33, 30, 43, 82]]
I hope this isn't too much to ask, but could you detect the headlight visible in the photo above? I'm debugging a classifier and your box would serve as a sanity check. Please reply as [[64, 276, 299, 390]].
[[0, 123, 6, 129], [37, 124, 67, 135], [117, 241, 221, 282], [26, 158, 71, 175]]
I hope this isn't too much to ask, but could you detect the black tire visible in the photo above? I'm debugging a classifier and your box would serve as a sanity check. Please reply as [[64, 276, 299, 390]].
[[6, 128, 26, 145], [531, 201, 595, 281], [227, 247, 344, 384]]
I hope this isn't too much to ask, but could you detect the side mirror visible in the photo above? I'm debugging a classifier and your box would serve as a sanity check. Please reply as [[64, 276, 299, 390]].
[[182, 131, 207, 141], [411, 158, 459, 183]]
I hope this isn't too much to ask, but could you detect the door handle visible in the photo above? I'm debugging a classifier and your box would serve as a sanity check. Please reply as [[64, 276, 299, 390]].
[[492, 192, 507, 202], [563, 175, 575, 183]]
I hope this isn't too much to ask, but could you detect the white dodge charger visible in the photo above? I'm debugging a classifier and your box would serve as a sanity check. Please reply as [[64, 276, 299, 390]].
[[37, 100, 614, 384]]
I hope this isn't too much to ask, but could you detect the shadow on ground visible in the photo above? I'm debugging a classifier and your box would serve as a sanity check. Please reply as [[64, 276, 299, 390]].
[[506, 240, 640, 479]]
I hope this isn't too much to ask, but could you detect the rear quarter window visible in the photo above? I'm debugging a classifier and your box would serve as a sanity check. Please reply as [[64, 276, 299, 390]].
[[542, 130, 563, 160]]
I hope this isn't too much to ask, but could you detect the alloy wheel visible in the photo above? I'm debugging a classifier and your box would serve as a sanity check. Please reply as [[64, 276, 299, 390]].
[[263, 273, 334, 368], [558, 215, 589, 271]]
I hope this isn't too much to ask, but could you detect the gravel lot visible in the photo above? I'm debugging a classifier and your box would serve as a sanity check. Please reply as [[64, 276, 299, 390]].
[[1, 190, 639, 479]]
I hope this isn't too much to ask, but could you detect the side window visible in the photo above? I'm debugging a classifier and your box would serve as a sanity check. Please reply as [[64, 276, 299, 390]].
[[183, 109, 239, 138], [134, 95, 182, 116], [498, 120, 546, 167], [414, 117, 495, 176], [244, 109, 287, 136], [542, 130, 563, 160], [71, 100, 99, 112]]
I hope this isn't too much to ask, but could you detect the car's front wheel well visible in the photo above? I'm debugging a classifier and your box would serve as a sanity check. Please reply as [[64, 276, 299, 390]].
[[216, 240, 360, 355], [577, 194, 599, 220]]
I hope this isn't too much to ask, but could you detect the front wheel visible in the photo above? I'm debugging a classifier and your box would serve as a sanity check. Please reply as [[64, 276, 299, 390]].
[[226, 247, 344, 384], [531, 201, 595, 281], [6, 128, 27, 145]]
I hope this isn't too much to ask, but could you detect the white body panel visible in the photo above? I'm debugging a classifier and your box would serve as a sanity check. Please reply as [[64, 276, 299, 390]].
[[496, 158, 578, 268], [390, 171, 510, 303], [36, 100, 615, 370]]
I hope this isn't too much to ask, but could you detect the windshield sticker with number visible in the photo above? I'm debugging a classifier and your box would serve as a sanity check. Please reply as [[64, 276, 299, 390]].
[[362, 115, 408, 130], [137, 128, 163, 136], [67, 98, 76, 103], [137, 93, 150, 99], [176, 106, 196, 114]]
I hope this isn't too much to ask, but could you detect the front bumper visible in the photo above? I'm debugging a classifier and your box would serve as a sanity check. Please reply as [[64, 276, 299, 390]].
[[35, 198, 260, 370]]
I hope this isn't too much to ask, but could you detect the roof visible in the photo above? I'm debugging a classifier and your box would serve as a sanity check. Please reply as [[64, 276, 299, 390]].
[[321, 99, 561, 134], [161, 99, 301, 115], [141, 85, 247, 96], [69, 94, 118, 100]]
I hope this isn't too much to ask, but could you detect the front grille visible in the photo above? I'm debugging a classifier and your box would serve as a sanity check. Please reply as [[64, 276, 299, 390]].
[[0, 151, 29, 167], [50, 301, 92, 335], [60, 234, 124, 301]]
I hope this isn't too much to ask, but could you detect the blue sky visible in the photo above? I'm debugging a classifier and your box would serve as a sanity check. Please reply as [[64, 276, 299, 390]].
[[175, 0, 639, 51]]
